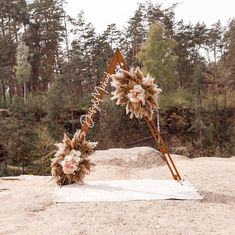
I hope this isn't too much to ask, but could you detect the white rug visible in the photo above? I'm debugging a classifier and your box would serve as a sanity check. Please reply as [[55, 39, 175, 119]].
[[55, 179, 203, 203]]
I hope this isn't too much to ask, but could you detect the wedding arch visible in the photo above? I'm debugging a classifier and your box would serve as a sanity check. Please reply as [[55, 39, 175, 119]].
[[80, 48, 181, 181], [51, 48, 182, 185]]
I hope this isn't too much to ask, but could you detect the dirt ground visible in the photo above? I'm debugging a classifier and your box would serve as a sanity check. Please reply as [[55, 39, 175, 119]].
[[0, 147, 234, 235]]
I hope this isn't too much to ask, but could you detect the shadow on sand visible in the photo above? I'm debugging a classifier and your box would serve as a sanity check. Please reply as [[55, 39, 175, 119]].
[[200, 191, 235, 204]]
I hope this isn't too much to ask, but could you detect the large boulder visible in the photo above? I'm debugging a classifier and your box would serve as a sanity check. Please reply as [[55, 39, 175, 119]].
[[92, 147, 165, 168]]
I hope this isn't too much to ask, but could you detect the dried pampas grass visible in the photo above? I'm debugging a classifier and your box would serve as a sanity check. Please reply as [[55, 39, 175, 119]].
[[51, 130, 97, 186], [111, 67, 162, 120]]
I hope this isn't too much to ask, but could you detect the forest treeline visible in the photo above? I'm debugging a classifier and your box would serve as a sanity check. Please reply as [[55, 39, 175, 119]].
[[0, 0, 234, 175]]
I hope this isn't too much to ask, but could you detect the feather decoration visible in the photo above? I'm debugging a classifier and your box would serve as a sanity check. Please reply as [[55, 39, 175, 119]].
[[51, 129, 97, 186], [111, 67, 162, 120]]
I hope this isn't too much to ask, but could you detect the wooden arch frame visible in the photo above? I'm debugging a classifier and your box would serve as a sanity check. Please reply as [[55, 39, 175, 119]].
[[81, 48, 182, 181]]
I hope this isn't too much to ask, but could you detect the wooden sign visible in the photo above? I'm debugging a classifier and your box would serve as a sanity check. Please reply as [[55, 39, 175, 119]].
[[80, 73, 110, 129], [80, 48, 127, 134]]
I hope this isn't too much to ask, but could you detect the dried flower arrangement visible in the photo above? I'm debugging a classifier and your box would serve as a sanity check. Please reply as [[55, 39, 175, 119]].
[[51, 130, 97, 186], [111, 67, 162, 120]]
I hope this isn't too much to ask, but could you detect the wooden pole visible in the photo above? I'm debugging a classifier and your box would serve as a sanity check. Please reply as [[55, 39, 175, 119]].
[[147, 118, 181, 180]]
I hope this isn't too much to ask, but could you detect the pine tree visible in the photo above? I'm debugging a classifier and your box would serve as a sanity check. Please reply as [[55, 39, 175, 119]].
[[0, 0, 29, 100], [224, 19, 235, 91], [70, 11, 97, 90], [146, 2, 177, 36], [15, 40, 31, 103], [203, 21, 226, 110], [27, 0, 65, 92], [102, 23, 122, 50], [124, 3, 147, 66], [174, 21, 207, 89], [45, 80, 69, 137], [0, 35, 16, 105]]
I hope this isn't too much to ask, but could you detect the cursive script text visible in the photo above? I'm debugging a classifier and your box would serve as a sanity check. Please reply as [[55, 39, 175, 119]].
[[80, 73, 110, 129]]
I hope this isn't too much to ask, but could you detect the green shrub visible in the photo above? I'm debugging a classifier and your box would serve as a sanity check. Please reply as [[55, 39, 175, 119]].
[[159, 89, 193, 109]]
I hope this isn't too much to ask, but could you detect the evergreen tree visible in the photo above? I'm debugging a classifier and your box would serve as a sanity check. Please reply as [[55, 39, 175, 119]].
[[45, 80, 69, 137], [124, 3, 147, 66], [146, 2, 176, 36], [0, 35, 16, 105], [204, 21, 226, 110], [0, 0, 29, 100], [27, 0, 65, 92], [15, 40, 31, 103], [0, 96, 36, 173], [138, 23, 178, 92], [174, 21, 207, 89], [102, 23, 122, 50], [70, 11, 97, 89], [224, 19, 235, 90]]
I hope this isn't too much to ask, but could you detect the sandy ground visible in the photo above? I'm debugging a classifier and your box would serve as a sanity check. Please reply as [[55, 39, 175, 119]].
[[0, 147, 234, 235]]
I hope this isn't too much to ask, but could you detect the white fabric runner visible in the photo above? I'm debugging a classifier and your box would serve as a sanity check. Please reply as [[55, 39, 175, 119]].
[[55, 179, 203, 202]]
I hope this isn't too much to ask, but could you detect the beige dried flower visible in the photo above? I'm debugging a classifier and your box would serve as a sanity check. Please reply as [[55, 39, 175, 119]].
[[111, 67, 162, 120], [51, 130, 97, 186]]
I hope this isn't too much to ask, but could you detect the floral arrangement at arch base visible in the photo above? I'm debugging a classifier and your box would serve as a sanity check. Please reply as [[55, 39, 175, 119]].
[[51, 130, 97, 186], [111, 67, 162, 120]]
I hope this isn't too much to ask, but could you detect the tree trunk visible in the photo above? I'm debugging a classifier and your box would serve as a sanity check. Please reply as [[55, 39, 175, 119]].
[[21, 162, 25, 174], [224, 89, 227, 109], [1, 17, 5, 36], [8, 82, 13, 104], [1, 81, 6, 107], [197, 84, 202, 108], [32, 52, 40, 93], [24, 82, 27, 104]]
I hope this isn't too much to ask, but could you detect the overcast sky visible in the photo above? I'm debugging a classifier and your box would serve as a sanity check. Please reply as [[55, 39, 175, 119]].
[[65, 0, 235, 33]]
